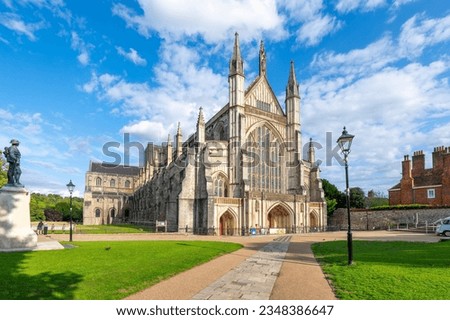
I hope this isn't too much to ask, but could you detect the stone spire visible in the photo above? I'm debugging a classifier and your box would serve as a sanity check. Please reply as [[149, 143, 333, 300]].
[[285, 60, 301, 168], [196, 107, 205, 144], [286, 60, 300, 98], [166, 133, 172, 165], [229, 32, 244, 76], [175, 122, 183, 158], [259, 40, 266, 76], [197, 107, 205, 126], [308, 138, 316, 167]]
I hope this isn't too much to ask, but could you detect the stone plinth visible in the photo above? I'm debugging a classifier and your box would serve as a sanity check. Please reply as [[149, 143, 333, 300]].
[[0, 186, 37, 252]]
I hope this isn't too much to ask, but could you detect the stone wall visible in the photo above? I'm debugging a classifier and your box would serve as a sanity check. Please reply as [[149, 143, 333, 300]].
[[330, 207, 450, 230]]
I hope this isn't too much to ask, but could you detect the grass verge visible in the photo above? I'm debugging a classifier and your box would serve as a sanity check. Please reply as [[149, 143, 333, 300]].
[[0, 240, 242, 300], [43, 224, 153, 234], [311, 240, 450, 299], [75, 224, 152, 234]]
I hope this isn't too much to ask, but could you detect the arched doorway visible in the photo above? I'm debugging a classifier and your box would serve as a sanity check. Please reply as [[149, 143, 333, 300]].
[[109, 208, 116, 224], [219, 211, 235, 236], [309, 211, 319, 232], [268, 204, 291, 231]]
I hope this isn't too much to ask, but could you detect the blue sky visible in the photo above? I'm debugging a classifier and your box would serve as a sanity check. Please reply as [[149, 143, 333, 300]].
[[1, 0, 450, 197]]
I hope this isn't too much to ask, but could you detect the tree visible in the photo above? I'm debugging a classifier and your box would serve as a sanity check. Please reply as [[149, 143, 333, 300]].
[[30, 193, 83, 222], [44, 208, 62, 221], [322, 179, 346, 215], [326, 198, 338, 216], [0, 153, 7, 188], [350, 187, 366, 208], [367, 190, 389, 208]]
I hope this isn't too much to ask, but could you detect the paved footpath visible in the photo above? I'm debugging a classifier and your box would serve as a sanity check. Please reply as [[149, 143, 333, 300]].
[[192, 236, 291, 300], [45, 231, 440, 300]]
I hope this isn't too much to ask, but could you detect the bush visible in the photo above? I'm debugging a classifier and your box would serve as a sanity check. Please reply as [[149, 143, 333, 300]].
[[369, 204, 430, 211]]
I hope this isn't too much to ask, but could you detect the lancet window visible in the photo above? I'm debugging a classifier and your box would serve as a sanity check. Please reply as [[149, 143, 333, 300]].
[[213, 174, 228, 197], [246, 125, 282, 193]]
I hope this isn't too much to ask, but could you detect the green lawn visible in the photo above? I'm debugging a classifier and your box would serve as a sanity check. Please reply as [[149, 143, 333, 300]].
[[43, 224, 153, 234], [75, 224, 152, 234], [312, 240, 450, 300], [0, 241, 242, 300]]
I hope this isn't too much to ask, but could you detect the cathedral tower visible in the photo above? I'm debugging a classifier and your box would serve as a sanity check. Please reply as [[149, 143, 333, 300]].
[[228, 33, 246, 196], [286, 60, 302, 192]]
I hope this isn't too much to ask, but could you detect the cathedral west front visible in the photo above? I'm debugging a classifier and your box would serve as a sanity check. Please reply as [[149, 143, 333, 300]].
[[83, 33, 327, 235]]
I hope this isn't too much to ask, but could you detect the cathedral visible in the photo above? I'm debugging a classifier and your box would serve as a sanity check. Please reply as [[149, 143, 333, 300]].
[[83, 33, 327, 235]]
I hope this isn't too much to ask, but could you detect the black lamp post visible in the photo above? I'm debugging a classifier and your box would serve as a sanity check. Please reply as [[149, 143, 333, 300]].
[[66, 180, 75, 242], [337, 127, 355, 265]]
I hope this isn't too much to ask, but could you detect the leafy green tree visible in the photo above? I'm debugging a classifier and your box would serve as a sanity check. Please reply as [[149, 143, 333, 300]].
[[44, 208, 63, 221], [326, 198, 337, 216], [30, 193, 47, 221], [71, 197, 84, 222], [350, 187, 366, 208], [366, 190, 389, 208], [30, 193, 83, 222], [0, 154, 7, 188], [322, 179, 346, 215]]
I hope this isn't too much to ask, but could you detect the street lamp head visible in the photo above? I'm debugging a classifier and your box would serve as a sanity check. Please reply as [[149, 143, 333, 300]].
[[337, 126, 354, 156], [66, 180, 75, 194]]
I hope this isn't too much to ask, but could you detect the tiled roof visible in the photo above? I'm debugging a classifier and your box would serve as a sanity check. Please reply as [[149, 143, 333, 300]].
[[89, 162, 140, 176], [413, 169, 442, 187], [389, 182, 401, 190]]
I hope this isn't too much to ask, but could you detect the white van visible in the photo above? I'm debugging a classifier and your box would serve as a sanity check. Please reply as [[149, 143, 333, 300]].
[[435, 216, 450, 237]]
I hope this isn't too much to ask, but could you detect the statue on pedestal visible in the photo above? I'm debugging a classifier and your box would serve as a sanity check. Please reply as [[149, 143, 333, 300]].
[[3, 139, 23, 187]]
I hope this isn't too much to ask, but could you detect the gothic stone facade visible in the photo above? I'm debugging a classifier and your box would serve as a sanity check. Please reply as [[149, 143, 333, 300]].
[[389, 146, 450, 206], [84, 34, 327, 235]]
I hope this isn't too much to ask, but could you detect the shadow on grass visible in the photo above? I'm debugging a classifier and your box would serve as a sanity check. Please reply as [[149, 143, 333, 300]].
[[0, 190, 83, 299], [0, 252, 83, 300]]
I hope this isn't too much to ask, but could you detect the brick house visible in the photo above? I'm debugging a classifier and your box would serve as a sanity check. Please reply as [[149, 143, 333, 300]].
[[389, 146, 450, 206]]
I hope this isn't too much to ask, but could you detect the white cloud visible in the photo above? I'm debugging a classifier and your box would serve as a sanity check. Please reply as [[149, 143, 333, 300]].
[[299, 13, 450, 191], [83, 42, 228, 143], [304, 56, 450, 191], [120, 120, 168, 142], [1, 0, 13, 8], [296, 14, 340, 46], [0, 108, 91, 193], [311, 36, 398, 77], [116, 47, 147, 66], [399, 13, 450, 58], [71, 31, 91, 66], [112, 0, 286, 43], [279, 0, 324, 21], [0, 12, 44, 40], [278, 0, 341, 46], [392, 0, 416, 9], [14, 0, 65, 8], [335, 0, 387, 13]]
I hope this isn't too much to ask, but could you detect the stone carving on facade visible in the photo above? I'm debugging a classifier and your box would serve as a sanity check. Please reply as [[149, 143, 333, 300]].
[[83, 33, 327, 235]]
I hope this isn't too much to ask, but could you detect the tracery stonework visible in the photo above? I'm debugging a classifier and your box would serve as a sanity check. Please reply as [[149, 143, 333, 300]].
[[83, 34, 327, 235]]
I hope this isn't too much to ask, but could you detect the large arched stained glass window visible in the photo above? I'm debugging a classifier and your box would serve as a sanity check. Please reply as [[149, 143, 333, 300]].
[[246, 126, 282, 193]]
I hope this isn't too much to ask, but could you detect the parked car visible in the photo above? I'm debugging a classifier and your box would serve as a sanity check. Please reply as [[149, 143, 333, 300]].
[[435, 216, 450, 237]]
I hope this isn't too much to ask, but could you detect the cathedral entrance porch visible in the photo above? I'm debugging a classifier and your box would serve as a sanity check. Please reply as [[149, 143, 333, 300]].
[[267, 204, 292, 234], [219, 211, 236, 236], [309, 211, 319, 232]]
